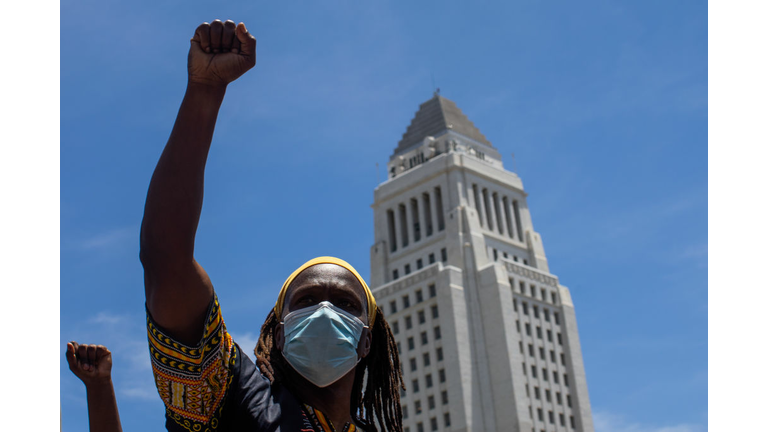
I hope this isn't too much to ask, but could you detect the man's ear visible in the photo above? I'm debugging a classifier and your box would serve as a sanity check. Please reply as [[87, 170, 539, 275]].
[[357, 327, 372, 359], [275, 322, 285, 352]]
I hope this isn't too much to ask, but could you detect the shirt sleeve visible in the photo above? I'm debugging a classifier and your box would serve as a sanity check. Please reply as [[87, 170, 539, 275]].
[[147, 294, 235, 431]]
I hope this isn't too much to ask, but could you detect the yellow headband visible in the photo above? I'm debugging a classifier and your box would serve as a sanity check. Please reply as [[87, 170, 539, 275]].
[[274, 256, 377, 326]]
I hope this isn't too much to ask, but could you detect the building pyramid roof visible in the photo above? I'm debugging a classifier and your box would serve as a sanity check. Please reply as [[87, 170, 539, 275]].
[[394, 93, 493, 156]]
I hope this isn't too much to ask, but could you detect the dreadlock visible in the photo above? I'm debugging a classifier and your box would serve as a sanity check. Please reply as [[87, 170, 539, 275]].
[[255, 306, 404, 432]]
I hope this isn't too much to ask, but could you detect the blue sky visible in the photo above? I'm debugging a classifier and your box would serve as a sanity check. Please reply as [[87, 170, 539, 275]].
[[55, 1, 707, 431]]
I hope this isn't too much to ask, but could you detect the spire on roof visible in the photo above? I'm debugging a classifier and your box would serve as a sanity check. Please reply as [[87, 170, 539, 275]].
[[393, 94, 493, 157]]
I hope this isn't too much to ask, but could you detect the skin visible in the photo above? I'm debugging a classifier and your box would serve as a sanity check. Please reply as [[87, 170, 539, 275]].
[[140, 19, 256, 346], [65, 342, 123, 432], [276, 263, 373, 429], [139, 19, 369, 430]]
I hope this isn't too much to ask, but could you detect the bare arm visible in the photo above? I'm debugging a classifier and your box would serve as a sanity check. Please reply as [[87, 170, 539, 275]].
[[140, 20, 256, 345], [66, 343, 123, 432]]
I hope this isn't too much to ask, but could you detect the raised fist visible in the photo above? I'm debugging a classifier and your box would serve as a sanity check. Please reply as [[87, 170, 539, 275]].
[[66, 342, 113, 386], [188, 20, 257, 88]]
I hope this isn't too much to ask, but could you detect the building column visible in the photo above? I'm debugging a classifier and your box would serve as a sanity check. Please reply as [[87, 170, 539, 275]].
[[492, 192, 505, 236], [417, 193, 427, 242], [394, 203, 404, 249], [405, 198, 416, 246], [429, 189, 439, 234]]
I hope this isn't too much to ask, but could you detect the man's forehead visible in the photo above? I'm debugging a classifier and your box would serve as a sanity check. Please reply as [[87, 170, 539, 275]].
[[287, 264, 365, 296]]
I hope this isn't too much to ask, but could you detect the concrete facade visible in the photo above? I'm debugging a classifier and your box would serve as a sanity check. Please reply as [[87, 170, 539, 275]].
[[370, 94, 594, 432]]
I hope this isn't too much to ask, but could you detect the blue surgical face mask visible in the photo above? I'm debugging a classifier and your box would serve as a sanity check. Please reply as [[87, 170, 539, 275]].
[[281, 301, 368, 388]]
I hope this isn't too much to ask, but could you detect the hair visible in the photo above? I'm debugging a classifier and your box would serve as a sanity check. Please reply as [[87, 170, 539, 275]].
[[255, 306, 404, 432]]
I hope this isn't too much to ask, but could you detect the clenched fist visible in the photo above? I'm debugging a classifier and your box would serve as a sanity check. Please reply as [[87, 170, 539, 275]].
[[66, 342, 113, 386], [188, 20, 257, 88]]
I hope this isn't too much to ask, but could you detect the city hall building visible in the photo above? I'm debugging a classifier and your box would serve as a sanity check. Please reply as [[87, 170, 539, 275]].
[[369, 94, 595, 432]]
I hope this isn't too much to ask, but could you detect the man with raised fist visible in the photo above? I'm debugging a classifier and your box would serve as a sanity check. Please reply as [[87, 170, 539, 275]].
[[139, 20, 403, 432]]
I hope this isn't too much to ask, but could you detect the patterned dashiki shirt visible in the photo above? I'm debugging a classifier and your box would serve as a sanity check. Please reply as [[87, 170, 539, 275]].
[[146, 294, 359, 432]]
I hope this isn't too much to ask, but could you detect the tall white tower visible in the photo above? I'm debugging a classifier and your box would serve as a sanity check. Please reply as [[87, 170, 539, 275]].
[[370, 94, 594, 432]]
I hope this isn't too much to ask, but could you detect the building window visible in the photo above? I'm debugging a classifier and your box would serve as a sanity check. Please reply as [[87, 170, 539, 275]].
[[399, 204, 409, 248], [549, 410, 555, 424], [416, 401, 422, 415], [523, 259, 528, 265], [554, 312, 560, 325], [444, 413, 451, 427], [547, 330, 552, 342], [412, 378, 419, 393], [434, 326, 442, 340], [430, 417, 438, 431], [387, 209, 397, 252], [557, 332, 563, 345], [526, 384, 530, 397], [428, 396, 435, 410], [525, 323, 531, 336], [397, 342, 401, 353], [560, 413, 565, 426], [431, 305, 439, 319], [513, 298, 518, 312], [531, 286, 537, 299], [428, 253, 435, 264], [552, 292, 558, 304], [561, 353, 566, 366], [393, 321, 399, 335], [556, 392, 562, 405], [516, 320, 521, 333], [542, 368, 548, 381], [421, 332, 428, 345], [553, 371, 559, 384], [533, 305, 539, 318], [403, 295, 411, 309], [429, 284, 436, 297], [536, 326, 542, 339], [545, 389, 551, 402], [405, 316, 413, 329], [435, 187, 445, 231], [439, 369, 446, 383], [522, 302, 529, 315], [534, 386, 540, 400], [537, 408, 543, 422], [513, 256, 518, 262], [570, 415, 575, 429], [531, 365, 537, 378], [402, 405, 408, 419], [539, 347, 545, 360], [416, 289, 424, 303], [493, 248, 498, 261], [410, 358, 417, 372], [393, 269, 399, 280], [440, 248, 447, 262], [423, 352, 431, 367], [436, 347, 443, 361], [441, 390, 448, 405], [519, 281, 526, 294], [405, 264, 411, 275], [541, 289, 547, 302], [519, 341, 524, 354], [426, 374, 433, 388], [417, 422, 424, 432], [567, 395, 572, 408], [408, 337, 415, 351], [550, 350, 556, 362], [390, 301, 398, 314], [418, 310, 426, 324], [416, 258, 423, 269], [528, 344, 534, 357], [544, 309, 550, 322], [564, 374, 569, 387]]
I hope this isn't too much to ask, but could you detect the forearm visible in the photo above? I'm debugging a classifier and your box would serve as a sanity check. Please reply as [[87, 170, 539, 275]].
[[140, 82, 226, 263], [85, 380, 123, 432]]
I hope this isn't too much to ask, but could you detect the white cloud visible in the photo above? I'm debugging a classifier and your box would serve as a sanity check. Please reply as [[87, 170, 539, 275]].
[[76, 226, 135, 251], [593, 410, 705, 432], [229, 332, 259, 363]]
